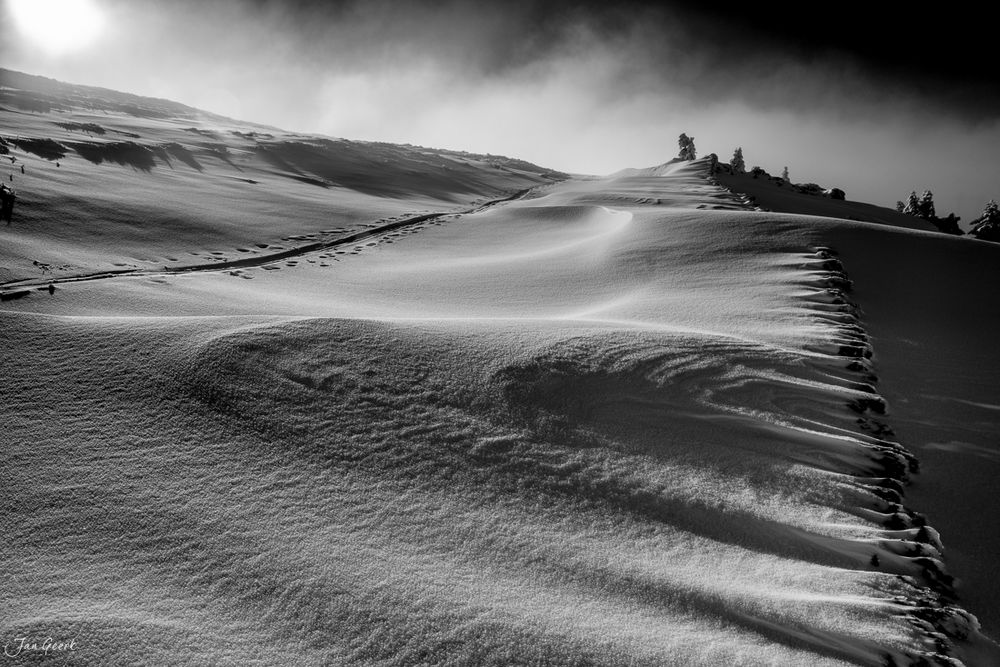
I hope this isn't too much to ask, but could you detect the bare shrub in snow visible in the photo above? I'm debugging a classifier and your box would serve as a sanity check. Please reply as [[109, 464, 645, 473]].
[[795, 183, 824, 196], [933, 212, 963, 236]]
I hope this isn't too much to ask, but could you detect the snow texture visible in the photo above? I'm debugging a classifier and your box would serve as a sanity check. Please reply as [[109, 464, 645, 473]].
[[2, 74, 999, 666]]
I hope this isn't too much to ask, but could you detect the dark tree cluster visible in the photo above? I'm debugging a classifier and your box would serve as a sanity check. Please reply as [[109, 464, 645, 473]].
[[706, 142, 996, 242], [710, 147, 846, 199], [897, 190, 963, 235]]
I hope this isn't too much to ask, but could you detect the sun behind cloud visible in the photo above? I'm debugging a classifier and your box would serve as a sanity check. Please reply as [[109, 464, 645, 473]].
[[8, 0, 105, 56]]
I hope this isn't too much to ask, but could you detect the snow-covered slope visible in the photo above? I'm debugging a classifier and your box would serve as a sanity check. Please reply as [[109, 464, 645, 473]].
[[2, 74, 999, 665], [0, 68, 563, 285], [714, 170, 940, 233]]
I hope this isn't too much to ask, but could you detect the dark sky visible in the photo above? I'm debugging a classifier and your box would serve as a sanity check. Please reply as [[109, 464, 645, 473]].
[[3, 0, 998, 222], [673, 2, 997, 94]]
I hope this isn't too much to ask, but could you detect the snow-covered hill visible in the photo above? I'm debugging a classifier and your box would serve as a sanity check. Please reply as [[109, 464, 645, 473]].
[[2, 71, 999, 666]]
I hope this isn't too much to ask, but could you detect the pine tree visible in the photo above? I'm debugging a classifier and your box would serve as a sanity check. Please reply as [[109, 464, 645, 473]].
[[677, 133, 696, 161], [970, 200, 1000, 242], [730, 147, 745, 174], [895, 201, 905, 213], [781, 166, 789, 183], [917, 190, 936, 219], [903, 191, 920, 216], [984, 199, 1000, 222]]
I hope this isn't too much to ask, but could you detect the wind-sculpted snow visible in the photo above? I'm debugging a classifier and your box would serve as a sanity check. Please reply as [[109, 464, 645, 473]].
[[1, 157, 990, 665]]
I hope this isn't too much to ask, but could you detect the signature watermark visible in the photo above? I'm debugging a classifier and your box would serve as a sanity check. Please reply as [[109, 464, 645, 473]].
[[3, 636, 78, 658]]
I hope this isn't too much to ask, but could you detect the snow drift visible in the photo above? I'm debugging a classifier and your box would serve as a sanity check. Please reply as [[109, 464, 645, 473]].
[[2, 72, 999, 666]]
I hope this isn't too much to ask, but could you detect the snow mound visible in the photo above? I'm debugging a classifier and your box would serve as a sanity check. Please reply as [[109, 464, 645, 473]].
[[2, 78, 998, 662]]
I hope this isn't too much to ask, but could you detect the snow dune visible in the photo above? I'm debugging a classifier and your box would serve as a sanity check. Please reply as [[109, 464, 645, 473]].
[[4, 148, 996, 666], [0, 313, 931, 665]]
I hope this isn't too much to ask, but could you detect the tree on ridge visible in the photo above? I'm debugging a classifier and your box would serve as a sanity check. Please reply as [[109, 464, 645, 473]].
[[678, 133, 696, 161], [730, 147, 745, 174], [918, 190, 936, 219], [970, 200, 1000, 242]]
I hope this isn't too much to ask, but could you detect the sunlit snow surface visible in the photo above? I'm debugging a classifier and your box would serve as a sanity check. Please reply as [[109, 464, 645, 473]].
[[0, 161, 978, 664]]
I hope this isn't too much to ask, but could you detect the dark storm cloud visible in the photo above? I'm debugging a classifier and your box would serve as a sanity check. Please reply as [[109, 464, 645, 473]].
[[244, 0, 999, 122], [84, 0, 996, 127]]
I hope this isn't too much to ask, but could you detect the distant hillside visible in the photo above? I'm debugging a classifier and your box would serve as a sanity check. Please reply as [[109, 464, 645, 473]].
[[714, 169, 939, 233], [0, 68, 567, 282], [0, 68, 567, 182], [0, 68, 230, 123]]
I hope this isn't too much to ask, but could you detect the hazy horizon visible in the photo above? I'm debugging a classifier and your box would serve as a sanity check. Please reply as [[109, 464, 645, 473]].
[[2, 0, 998, 223]]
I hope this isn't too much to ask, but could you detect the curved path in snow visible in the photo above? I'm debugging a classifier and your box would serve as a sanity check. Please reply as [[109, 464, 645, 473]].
[[0, 187, 536, 296]]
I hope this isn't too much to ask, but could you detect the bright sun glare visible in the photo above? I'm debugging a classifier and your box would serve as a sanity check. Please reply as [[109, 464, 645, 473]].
[[9, 0, 105, 56]]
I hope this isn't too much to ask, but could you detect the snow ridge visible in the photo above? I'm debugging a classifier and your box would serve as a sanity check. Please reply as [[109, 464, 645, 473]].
[[799, 245, 979, 666]]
